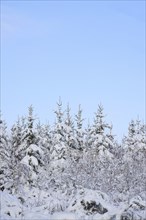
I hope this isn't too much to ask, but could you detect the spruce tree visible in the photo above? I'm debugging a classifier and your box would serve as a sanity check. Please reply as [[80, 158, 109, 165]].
[[36, 121, 52, 164], [0, 118, 11, 191], [10, 118, 24, 193], [75, 105, 85, 151], [122, 119, 146, 199], [64, 103, 76, 149], [11, 118, 22, 161], [50, 98, 67, 169], [16, 105, 36, 160], [87, 104, 114, 159]]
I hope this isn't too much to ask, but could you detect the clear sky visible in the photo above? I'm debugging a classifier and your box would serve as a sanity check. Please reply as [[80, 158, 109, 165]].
[[1, 0, 145, 140]]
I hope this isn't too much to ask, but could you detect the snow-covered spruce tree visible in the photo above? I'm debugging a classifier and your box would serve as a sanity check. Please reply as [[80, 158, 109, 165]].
[[11, 118, 21, 142], [122, 119, 136, 147], [48, 98, 75, 192], [123, 119, 146, 160], [49, 98, 68, 170], [56, 105, 85, 191], [14, 106, 45, 188], [0, 118, 11, 191], [10, 118, 24, 193], [15, 106, 36, 161], [86, 104, 114, 159], [36, 122, 52, 190], [64, 103, 76, 149], [121, 119, 146, 200], [79, 105, 117, 192], [26, 105, 36, 145], [84, 120, 92, 151], [74, 105, 85, 151], [36, 121, 52, 164]]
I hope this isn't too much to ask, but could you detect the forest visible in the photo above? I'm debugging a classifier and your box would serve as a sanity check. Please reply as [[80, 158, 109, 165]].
[[0, 99, 146, 220]]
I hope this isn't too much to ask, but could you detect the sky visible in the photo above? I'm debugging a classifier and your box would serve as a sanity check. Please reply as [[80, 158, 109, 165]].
[[1, 0, 145, 140]]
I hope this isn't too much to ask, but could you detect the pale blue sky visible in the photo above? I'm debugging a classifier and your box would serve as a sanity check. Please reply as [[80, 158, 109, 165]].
[[1, 0, 145, 140]]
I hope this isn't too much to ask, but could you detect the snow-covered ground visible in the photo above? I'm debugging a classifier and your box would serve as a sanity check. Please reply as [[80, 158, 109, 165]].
[[1, 188, 146, 220]]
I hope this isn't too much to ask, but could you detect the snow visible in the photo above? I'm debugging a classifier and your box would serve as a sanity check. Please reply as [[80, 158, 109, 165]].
[[1, 188, 146, 220], [67, 188, 114, 219], [20, 155, 38, 167], [0, 214, 12, 220], [26, 144, 43, 154], [20, 155, 30, 166], [97, 145, 114, 159], [0, 190, 23, 219], [51, 212, 77, 220], [22, 212, 49, 220], [30, 155, 39, 166]]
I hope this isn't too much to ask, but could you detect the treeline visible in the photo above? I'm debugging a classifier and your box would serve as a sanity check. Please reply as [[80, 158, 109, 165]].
[[0, 99, 145, 202]]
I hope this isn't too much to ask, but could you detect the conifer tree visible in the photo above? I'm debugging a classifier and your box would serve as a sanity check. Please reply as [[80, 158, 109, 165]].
[[27, 105, 36, 146], [122, 118, 146, 199], [64, 103, 76, 149], [13, 106, 45, 188], [54, 97, 64, 124], [87, 104, 114, 158], [123, 120, 136, 147], [10, 118, 24, 193], [0, 118, 11, 190], [16, 105, 36, 160], [11, 118, 22, 161], [36, 121, 52, 163], [123, 119, 146, 150], [50, 98, 67, 169], [75, 105, 85, 150], [93, 104, 108, 135]]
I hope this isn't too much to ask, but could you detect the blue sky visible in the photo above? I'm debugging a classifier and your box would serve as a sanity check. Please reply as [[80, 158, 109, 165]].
[[1, 0, 145, 140]]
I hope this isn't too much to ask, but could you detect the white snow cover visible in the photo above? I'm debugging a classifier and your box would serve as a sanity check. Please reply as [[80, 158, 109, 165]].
[[1, 189, 146, 220], [0, 190, 22, 219], [26, 144, 44, 154], [67, 187, 116, 219], [51, 212, 77, 220], [20, 155, 38, 167], [22, 212, 49, 220]]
